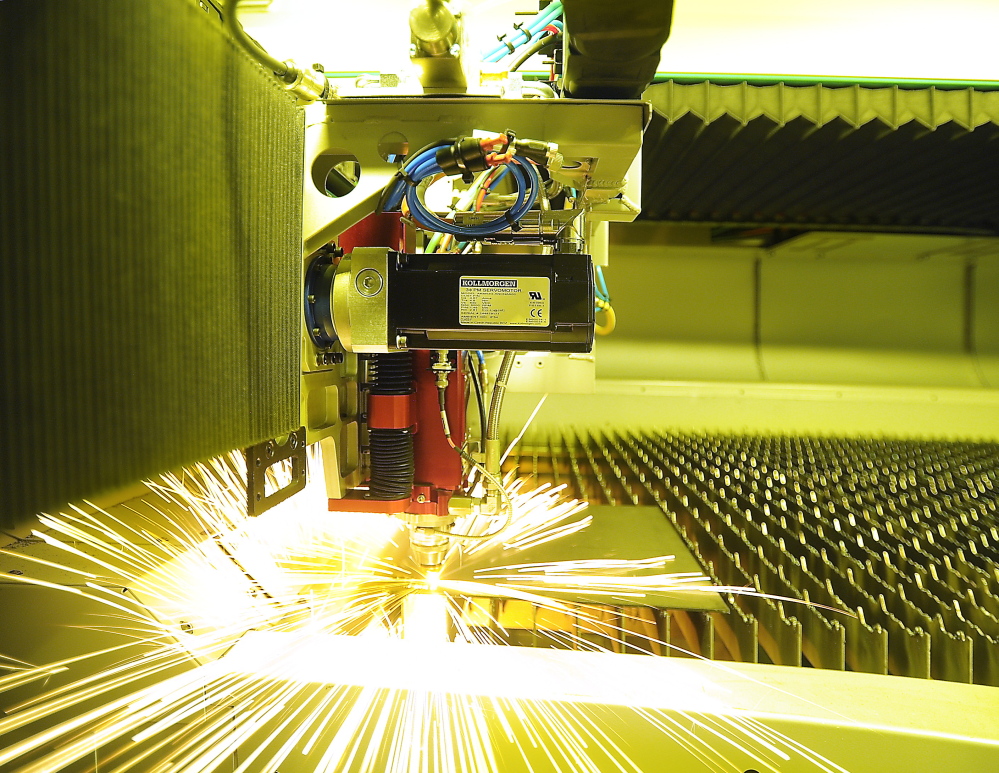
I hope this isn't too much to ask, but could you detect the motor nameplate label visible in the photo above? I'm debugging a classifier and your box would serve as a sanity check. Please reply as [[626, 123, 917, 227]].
[[458, 276, 550, 327]]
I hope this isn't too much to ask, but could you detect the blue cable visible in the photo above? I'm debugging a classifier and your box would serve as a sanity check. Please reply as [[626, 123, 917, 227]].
[[484, 2, 563, 63], [595, 265, 610, 301], [406, 158, 538, 238], [490, 165, 510, 187], [381, 144, 540, 238]]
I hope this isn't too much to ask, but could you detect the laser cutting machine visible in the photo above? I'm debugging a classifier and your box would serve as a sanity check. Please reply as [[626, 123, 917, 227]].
[[2, 0, 999, 770]]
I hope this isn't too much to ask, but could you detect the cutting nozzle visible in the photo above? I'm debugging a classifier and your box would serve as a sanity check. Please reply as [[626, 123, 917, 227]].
[[409, 527, 450, 569]]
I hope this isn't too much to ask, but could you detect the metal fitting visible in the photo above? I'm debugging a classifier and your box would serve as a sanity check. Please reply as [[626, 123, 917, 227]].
[[431, 350, 455, 391], [483, 437, 503, 515], [409, 527, 450, 569], [326, 248, 393, 353], [513, 137, 561, 168], [409, 0, 461, 58], [409, 0, 467, 94], [447, 495, 479, 517], [280, 60, 330, 103]]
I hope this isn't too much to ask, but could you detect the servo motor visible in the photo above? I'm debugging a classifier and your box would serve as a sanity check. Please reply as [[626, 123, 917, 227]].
[[307, 248, 593, 353]]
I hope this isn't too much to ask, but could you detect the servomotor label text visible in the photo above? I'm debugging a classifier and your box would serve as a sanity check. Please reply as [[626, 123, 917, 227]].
[[459, 276, 550, 327]]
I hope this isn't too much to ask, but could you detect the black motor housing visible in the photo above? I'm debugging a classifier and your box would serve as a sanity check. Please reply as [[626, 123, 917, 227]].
[[388, 252, 594, 353]]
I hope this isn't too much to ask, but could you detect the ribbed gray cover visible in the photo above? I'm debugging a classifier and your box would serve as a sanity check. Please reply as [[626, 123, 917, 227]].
[[0, 0, 303, 528]]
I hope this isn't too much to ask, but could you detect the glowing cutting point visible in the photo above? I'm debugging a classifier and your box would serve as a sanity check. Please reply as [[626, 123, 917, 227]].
[[402, 592, 450, 642]]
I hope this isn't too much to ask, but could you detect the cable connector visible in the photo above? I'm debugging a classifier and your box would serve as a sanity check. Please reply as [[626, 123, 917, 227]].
[[436, 137, 490, 177], [437, 133, 528, 176], [512, 137, 560, 168], [280, 60, 331, 103], [430, 350, 455, 391]]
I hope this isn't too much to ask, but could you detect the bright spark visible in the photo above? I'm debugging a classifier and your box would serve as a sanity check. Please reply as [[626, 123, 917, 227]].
[[0, 446, 850, 773]]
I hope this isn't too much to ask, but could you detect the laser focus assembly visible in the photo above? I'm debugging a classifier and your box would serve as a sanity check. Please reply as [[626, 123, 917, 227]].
[[302, 123, 629, 568]]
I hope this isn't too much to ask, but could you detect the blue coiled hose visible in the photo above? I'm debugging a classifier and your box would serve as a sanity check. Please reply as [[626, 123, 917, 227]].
[[380, 142, 540, 239]]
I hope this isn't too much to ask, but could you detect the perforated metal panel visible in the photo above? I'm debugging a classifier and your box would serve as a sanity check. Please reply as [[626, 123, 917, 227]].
[[506, 431, 999, 685]]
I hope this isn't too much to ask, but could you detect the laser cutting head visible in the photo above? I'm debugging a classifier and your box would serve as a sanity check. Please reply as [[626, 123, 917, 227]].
[[409, 527, 451, 570]]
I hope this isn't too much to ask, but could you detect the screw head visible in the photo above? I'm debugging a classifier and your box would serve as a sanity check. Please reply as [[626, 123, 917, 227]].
[[355, 268, 384, 297], [266, 441, 276, 459], [290, 434, 300, 449], [416, 494, 427, 503], [449, 44, 461, 57]]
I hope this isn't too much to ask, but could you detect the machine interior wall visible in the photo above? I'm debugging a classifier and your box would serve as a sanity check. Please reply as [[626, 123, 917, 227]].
[[501, 225, 999, 440]]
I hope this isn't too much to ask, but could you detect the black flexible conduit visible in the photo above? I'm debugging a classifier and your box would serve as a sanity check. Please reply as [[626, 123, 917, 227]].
[[223, 0, 289, 77], [366, 353, 415, 500]]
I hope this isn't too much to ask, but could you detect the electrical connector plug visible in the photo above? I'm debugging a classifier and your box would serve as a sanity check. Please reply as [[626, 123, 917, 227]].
[[512, 138, 560, 168], [436, 137, 491, 182]]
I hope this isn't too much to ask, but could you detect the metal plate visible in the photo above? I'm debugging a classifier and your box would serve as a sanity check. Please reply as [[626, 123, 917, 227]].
[[219, 631, 999, 773], [447, 505, 728, 611], [244, 428, 307, 516]]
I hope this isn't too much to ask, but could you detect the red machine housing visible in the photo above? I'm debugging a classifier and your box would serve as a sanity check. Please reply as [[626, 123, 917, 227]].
[[328, 352, 466, 516], [409, 350, 466, 516], [327, 214, 466, 518]]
